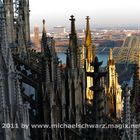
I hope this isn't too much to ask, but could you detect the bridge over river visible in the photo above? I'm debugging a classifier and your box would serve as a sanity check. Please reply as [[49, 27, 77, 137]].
[[55, 46, 111, 54]]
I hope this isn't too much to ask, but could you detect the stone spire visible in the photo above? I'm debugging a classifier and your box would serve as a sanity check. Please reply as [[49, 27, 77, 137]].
[[42, 19, 46, 37], [0, 1, 9, 64], [3, 0, 15, 44], [19, 0, 30, 43], [69, 15, 78, 50], [84, 16, 95, 102], [85, 16, 92, 47], [69, 15, 80, 69], [85, 16, 93, 63], [107, 48, 122, 118], [12, 0, 30, 59], [85, 16, 95, 63], [41, 19, 49, 54], [69, 15, 76, 37]]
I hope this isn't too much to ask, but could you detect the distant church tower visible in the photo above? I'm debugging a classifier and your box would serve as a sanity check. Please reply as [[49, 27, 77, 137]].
[[84, 16, 95, 103], [106, 48, 122, 118], [33, 25, 41, 52]]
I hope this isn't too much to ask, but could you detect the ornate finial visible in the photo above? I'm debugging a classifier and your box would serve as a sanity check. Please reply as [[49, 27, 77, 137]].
[[69, 15, 75, 21], [42, 19, 46, 34], [69, 15, 76, 35], [86, 16, 90, 21], [43, 19, 45, 25]]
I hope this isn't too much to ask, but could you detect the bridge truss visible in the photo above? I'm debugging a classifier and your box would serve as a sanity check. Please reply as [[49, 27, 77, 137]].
[[113, 36, 140, 64]]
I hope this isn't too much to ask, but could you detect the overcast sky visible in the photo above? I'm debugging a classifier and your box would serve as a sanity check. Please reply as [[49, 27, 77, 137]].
[[29, 0, 140, 31]]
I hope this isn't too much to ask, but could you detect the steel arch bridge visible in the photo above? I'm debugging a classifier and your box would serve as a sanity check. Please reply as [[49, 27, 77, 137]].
[[113, 35, 140, 64]]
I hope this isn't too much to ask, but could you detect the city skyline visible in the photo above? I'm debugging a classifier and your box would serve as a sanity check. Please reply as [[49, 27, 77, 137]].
[[30, 0, 140, 30]]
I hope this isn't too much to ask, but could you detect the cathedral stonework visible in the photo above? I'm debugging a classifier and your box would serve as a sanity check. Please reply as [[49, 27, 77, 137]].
[[0, 0, 140, 140]]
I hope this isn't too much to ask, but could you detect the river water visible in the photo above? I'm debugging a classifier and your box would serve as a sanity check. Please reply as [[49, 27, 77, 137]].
[[57, 52, 109, 67]]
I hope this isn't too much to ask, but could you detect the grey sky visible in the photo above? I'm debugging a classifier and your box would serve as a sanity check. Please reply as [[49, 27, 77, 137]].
[[29, 0, 140, 30]]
